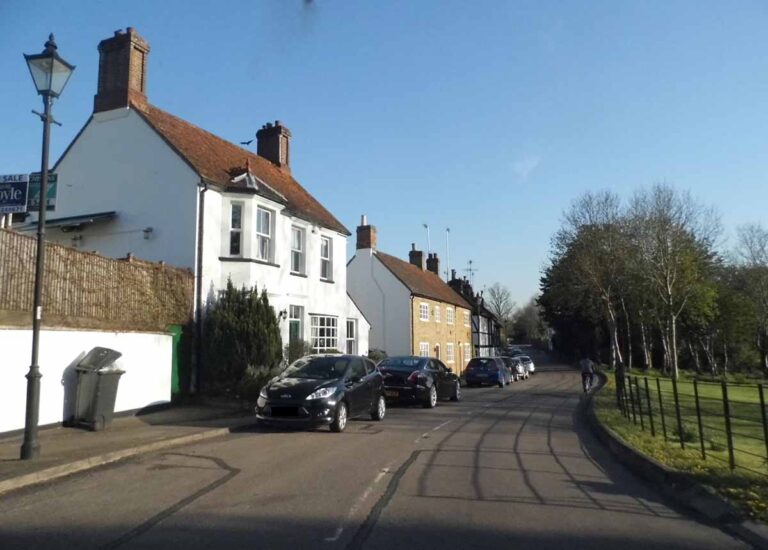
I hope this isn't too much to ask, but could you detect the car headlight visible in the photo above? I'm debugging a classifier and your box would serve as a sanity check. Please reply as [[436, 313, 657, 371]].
[[306, 387, 336, 400], [259, 386, 269, 399]]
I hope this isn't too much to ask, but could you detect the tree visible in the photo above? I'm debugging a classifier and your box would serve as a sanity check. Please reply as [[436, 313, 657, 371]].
[[736, 223, 768, 372], [553, 190, 629, 368], [485, 283, 516, 333], [511, 296, 547, 345], [629, 184, 720, 379], [202, 279, 283, 391]]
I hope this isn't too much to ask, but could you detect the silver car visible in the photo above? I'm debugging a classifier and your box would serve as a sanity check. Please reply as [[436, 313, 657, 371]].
[[518, 355, 535, 376]]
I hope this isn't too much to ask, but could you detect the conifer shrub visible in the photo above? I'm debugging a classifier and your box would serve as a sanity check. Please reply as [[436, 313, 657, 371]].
[[202, 279, 283, 394]]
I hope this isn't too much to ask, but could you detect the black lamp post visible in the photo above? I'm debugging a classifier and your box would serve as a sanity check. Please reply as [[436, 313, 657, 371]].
[[20, 34, 74, 460]]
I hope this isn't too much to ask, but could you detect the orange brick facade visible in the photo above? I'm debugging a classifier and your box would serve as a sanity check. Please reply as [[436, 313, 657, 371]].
[[411, 297, 473, 374]]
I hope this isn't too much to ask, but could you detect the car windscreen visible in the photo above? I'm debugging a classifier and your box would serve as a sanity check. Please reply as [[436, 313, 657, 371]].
[[378, 357, 424, 371], [467, 358, 498, 371], [282, 356, 350, 379], [519, 356, 531, 362]]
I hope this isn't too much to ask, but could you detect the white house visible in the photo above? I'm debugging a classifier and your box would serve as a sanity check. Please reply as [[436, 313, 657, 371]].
[[347, 217, 473, 371], [22, 27, 369, 358]]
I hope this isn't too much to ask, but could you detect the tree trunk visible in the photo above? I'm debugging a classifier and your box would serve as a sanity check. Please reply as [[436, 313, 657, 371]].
[[606, 306, 623, 369], [688, 340, 701, 373], [723, 342, 729, 374], [670, 314, 679, 380], [640, 321, 650, 370], [621, 298, 633, 370]]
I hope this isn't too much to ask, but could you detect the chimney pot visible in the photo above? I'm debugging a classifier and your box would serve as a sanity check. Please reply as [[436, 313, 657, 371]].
[[356, 217, 377, 251], [94, 27, 150, 113], [257, 120, 291, 171], [409, 247, 425, 270], [426, 252, 440, 275]]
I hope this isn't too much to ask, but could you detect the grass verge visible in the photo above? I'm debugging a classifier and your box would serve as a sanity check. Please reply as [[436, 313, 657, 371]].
[[594, 373, 768, 524]]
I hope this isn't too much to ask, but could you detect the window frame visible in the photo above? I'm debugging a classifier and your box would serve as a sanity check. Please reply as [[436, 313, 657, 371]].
[[446, 343, 455, 364], [464, 311, 470, 327], [463, 343, 471, 362], [320, 235, 333, 281], [419, 303, 429, 321], [229, 202, 244, 257], [446, 307, 454, 324], [346, 318, 357, 355], [434, 306, 441, 323], [290, 226, 305, 274], [419, 342, 430, 357], [310, 315, 338, 353], [256, 206, 273, 262]]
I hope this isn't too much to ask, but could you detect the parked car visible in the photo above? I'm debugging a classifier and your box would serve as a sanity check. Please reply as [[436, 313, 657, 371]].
[[500, 356, 519, 381], [378, 356, 461, 407], [518, 355, 535, 376], [256, 354, 385, 432], [464, 357, 510, 388], [503, 356, 526, 381]]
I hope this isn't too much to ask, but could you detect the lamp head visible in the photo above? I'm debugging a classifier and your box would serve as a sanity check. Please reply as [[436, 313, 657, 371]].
[[24, 34, 75, 97]]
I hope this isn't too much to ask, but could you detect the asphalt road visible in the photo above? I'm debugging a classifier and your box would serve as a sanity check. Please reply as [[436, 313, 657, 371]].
[[0, 352, 748, 549]]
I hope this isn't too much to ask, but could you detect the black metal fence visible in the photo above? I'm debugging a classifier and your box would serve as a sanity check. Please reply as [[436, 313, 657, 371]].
[[616, 374, 768, 476]]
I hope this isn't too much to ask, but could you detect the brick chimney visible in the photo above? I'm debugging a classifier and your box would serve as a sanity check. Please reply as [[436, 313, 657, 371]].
[[426, 253, 440, 275], [409, 243, 425, 270], [356, 215, 377, 250], [94, 27, 150, 113], [257, 121, 291, 171]]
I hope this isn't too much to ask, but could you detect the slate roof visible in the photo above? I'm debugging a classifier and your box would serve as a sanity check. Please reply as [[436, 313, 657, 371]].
[[375, 252, 472, 310], [135, 104, 350, 235]]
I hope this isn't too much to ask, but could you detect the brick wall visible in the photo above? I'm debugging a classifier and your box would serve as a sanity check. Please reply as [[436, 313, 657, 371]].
[[411, 297, 473, 374]]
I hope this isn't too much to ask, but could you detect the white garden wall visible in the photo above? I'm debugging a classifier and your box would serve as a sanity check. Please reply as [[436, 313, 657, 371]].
[[1, 327, 172, 434]]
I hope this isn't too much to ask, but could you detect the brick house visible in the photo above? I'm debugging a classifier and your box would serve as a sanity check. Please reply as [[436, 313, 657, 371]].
[[347, 217, 473, 372], [20, 28, 369, 359]]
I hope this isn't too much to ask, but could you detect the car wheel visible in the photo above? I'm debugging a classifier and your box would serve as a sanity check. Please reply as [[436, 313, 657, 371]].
[[497, 378, 504, 388], [423, 385, 437, 408], [371, 394, 386, 421], [330, 401, 348, 433], [450, 381, 461, 402]]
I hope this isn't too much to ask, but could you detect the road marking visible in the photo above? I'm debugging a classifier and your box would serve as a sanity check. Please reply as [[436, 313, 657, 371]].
[[432, 420, 452, 432], [323, 466, 391, 543]]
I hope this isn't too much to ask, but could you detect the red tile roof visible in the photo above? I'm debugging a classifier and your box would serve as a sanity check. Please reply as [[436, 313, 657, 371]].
[[136, 104, 350, 235], [375, 252, 472, 309]]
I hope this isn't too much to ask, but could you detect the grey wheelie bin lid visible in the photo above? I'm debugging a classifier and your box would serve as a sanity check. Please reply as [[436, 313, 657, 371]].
[[75, 347, 123, 371]]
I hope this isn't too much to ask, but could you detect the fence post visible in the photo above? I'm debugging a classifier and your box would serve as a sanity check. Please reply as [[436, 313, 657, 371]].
[[635, 377, 645, 431], [759, 384, 768, 465], [644, 377, 655, 437], [693, 379, 706, 460], [721, 381, 735, 471], [628, 376, 637, 425], [671, 376, 685, 449], [656, 378, 668, 441]]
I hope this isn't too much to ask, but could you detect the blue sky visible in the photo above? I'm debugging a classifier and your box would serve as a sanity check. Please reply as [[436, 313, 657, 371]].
[[1, 1, 767, 306]]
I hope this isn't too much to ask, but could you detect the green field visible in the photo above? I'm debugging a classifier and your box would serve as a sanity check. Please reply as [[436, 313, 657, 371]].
[[595, 373, 768, 522]]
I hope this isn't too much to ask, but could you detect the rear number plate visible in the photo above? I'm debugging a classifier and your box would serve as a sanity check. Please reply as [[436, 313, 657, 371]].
[[385, 391, 399, 397]]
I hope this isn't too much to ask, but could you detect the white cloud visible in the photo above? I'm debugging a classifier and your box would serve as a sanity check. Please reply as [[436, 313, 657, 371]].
[[511, 155, 542, 181]]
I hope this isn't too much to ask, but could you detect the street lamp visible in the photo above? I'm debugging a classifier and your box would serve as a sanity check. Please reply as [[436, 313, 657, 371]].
[[20, 34, 74, 460]]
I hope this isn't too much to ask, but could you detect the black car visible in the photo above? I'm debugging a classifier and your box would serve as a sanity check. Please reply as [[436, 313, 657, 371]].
[[377, 356, 461, 408], [256, 355, 385, 432]]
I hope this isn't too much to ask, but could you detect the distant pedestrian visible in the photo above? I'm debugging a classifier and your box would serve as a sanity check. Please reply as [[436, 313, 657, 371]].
[[579, 357, 596, 392]]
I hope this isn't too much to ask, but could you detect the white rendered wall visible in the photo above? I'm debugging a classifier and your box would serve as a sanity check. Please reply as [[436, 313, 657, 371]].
[[347, 250, 411, 355], [0, 328, 172, 434], [29, 108, 200, 270], [204, 191, 362, 351]]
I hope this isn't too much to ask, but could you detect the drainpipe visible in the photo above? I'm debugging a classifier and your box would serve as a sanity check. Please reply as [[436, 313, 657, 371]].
[[369, 255, 387, 353], [194, 179, 208, 393]]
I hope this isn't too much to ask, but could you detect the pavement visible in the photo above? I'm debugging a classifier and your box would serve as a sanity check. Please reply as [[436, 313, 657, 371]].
[[0, 352, 754, 549], [0, 403, 253, 496]]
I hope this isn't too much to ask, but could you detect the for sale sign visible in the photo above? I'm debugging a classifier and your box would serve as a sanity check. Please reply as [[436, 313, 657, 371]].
[[0, 174, 29, 214], [27, 172, 57, 212]]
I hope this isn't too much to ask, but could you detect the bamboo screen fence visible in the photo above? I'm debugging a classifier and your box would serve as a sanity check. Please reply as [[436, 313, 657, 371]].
[[0, 229, 193, 331]]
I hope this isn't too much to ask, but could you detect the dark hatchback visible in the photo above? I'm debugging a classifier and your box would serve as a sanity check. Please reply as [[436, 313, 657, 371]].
[[256, 355, 385, 432], [464, 357, 509, 387], [377, 356, 461, 408]]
